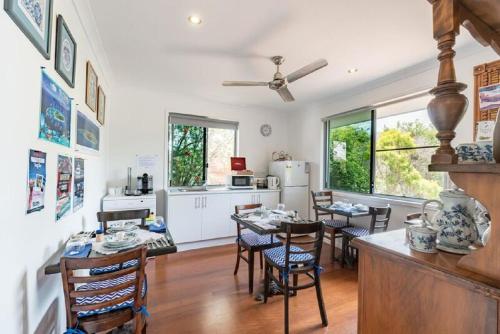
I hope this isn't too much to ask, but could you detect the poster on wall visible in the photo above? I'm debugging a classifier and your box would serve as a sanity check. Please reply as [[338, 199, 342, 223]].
[[56, 155, 72, 221], [73, 157, 84, 212], [26, 149, 47, 214], [479, 83, 500, 111], [39, 71, 72, 147], [76, 111, 100, 152]]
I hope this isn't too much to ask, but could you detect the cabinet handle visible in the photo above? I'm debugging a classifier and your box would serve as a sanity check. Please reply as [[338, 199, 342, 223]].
[[195, 197, 199, 209], [202, 196, 206, 208]]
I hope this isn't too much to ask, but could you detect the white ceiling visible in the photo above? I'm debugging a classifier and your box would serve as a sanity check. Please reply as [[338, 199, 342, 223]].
[[88, 0, 476, 111]]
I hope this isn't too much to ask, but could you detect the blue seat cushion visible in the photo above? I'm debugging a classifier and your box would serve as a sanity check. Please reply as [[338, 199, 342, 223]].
[[89, 259, 139, 275], [323, 219, 348, 229], [240, 232, 282, 248], [264, 245, 314, 268], [342, 227, 370, 238], [76, 273, 146, 318]]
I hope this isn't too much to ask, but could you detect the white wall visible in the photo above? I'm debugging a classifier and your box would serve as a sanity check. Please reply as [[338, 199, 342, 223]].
[[0, 1, 114, 332], [107, 85, 290, 216], [288, 45, 499, 229]]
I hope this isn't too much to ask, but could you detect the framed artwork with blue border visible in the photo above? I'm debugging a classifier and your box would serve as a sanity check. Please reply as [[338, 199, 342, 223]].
[[55, 15, 76, 87], [39, 71, 72, 147], [4, 0, 53, 59]]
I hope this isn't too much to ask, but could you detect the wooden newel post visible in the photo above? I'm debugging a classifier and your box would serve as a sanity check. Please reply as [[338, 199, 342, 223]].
[[427, 0, 468, 164]]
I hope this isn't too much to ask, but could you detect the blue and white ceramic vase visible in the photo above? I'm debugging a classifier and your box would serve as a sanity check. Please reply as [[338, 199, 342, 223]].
[[422, 189, 479, 254]]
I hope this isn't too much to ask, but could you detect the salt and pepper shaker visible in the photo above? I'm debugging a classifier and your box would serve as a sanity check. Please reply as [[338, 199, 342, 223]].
[[95, 229, 103, 242]]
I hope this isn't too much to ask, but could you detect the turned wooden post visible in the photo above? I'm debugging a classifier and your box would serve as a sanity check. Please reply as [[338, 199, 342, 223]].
[[427, 0, 468, 164]]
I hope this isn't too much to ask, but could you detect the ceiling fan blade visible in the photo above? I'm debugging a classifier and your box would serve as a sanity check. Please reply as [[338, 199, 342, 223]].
[[222, 81, 268, 86], [277, 86, 295, 102], [286, 59, 328, 83]]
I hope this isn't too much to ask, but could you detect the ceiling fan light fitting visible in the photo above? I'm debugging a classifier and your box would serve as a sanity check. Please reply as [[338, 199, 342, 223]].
[[188, 15, 202, 25]]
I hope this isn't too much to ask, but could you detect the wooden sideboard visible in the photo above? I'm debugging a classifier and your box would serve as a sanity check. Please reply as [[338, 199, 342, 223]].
[[353, 229, 500, 334]]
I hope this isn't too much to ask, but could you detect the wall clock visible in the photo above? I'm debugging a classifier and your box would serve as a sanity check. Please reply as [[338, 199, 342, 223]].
[[260, 124, 272, 137]]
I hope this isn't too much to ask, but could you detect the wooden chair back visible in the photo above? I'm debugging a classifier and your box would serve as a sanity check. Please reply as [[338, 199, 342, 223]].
[[60, 246, 147, 333], [97, 209, 150, 231], [311, 191, 334, 221], [283, 221, 325, 271], [368, 206, 392, 234], [235, 204, 262, 238]]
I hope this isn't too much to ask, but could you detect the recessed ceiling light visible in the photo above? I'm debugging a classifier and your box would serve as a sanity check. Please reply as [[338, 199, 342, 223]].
[[347, 68, 358, 74], [188, 15, 202, 25]]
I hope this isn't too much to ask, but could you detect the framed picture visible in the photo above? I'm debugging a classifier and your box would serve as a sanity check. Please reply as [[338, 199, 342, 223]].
[[4, 0, 53, 59], [39, 71, 72, 147], [76, 110, 100, 152], [97, 86, 105, 125], [55, 15, 76, 87], [479, 83, 500, 111], [85, 61, 98, 112]]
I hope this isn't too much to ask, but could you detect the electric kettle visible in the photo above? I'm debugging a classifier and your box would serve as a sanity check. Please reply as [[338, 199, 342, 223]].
[[267, 176, 280, 190]]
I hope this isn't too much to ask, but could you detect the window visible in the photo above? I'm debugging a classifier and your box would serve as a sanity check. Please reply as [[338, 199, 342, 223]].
[[325, 109, 373, 193], [169, 114, 237, 187], [324, 95, 445, 200]]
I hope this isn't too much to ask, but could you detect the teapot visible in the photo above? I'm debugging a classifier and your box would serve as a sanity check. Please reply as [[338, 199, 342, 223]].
[[422, 189, 478, 254]]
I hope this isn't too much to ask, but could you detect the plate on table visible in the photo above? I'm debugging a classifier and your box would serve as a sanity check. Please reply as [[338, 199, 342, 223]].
[[108, 221, 139, 232], [353, 204, 369, 211], [103, 232, 139, 249]]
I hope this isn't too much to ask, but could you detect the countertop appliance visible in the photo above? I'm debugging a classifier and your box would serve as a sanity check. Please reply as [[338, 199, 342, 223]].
[[267, 176, 280, 190], [227, 174, 254, 189], [137, 173, 153, 194], [269, 160, 310, 219]]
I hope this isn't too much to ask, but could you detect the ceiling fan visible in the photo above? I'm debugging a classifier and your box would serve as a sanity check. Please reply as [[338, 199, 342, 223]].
[[222, 56, 328, 102]]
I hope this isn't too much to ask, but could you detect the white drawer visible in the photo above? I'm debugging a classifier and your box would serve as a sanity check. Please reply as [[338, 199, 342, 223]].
[[103, 198, 156, 213]]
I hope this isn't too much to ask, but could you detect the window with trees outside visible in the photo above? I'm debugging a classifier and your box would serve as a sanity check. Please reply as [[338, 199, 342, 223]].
[[169, 114, 237, 187], [324, 95, 446, 200]]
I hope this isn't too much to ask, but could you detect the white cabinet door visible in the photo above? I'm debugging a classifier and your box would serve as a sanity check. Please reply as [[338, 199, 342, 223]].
[[257, 192, 280, 210], [231, 193, 255, 208], [167, 195, 202, 243], [201, 194, 232, 240]]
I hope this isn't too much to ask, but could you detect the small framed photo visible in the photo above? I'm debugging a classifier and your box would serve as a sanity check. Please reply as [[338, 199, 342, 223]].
[[476, 120, 495, 142], [55, 15, 76, 87], [85, 61, 98, 112], [4, 0, 53, 59], [97, 86, 106, 125]]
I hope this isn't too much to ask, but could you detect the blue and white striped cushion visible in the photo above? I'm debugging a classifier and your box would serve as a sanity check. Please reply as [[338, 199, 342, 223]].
[[76, 273, 146, 318], [240, 232, 281, 247], [89, 259, 139, 275], [323, 219, 348, 229], [264, 246, 314, 268], [342, 227, 370, 238]]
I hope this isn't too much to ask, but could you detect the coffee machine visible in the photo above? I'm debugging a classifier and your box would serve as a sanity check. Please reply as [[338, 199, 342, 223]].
[[136, 173, 153, 194]]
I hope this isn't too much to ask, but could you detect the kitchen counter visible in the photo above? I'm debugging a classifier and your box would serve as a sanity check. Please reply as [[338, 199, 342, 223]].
[[167, 188, 280, 247], [167, 187, 280, 196]]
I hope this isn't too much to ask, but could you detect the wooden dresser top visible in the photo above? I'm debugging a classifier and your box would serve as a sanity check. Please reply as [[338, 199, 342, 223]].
[[353, 229, 500, 297]]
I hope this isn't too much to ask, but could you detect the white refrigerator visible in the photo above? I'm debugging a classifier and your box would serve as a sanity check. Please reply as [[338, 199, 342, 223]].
[[269, 161, 310, 219]]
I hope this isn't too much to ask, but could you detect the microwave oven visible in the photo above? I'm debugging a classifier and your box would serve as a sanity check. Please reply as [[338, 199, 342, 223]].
[[227, 175, 254, 189]]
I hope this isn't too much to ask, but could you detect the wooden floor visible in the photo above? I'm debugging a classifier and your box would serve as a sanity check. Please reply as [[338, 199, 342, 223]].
[[144, 244, 358, 334]]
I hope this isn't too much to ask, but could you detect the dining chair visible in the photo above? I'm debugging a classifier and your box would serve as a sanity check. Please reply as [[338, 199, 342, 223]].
[[341, 205, 391, 267], [91, 209, 150, 275], [97, 209, 150, 231], [311, 190, 348, 261], [60, 246, 148, 334], [234, 204, 283, 294], [263, 220, 328, 334]]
